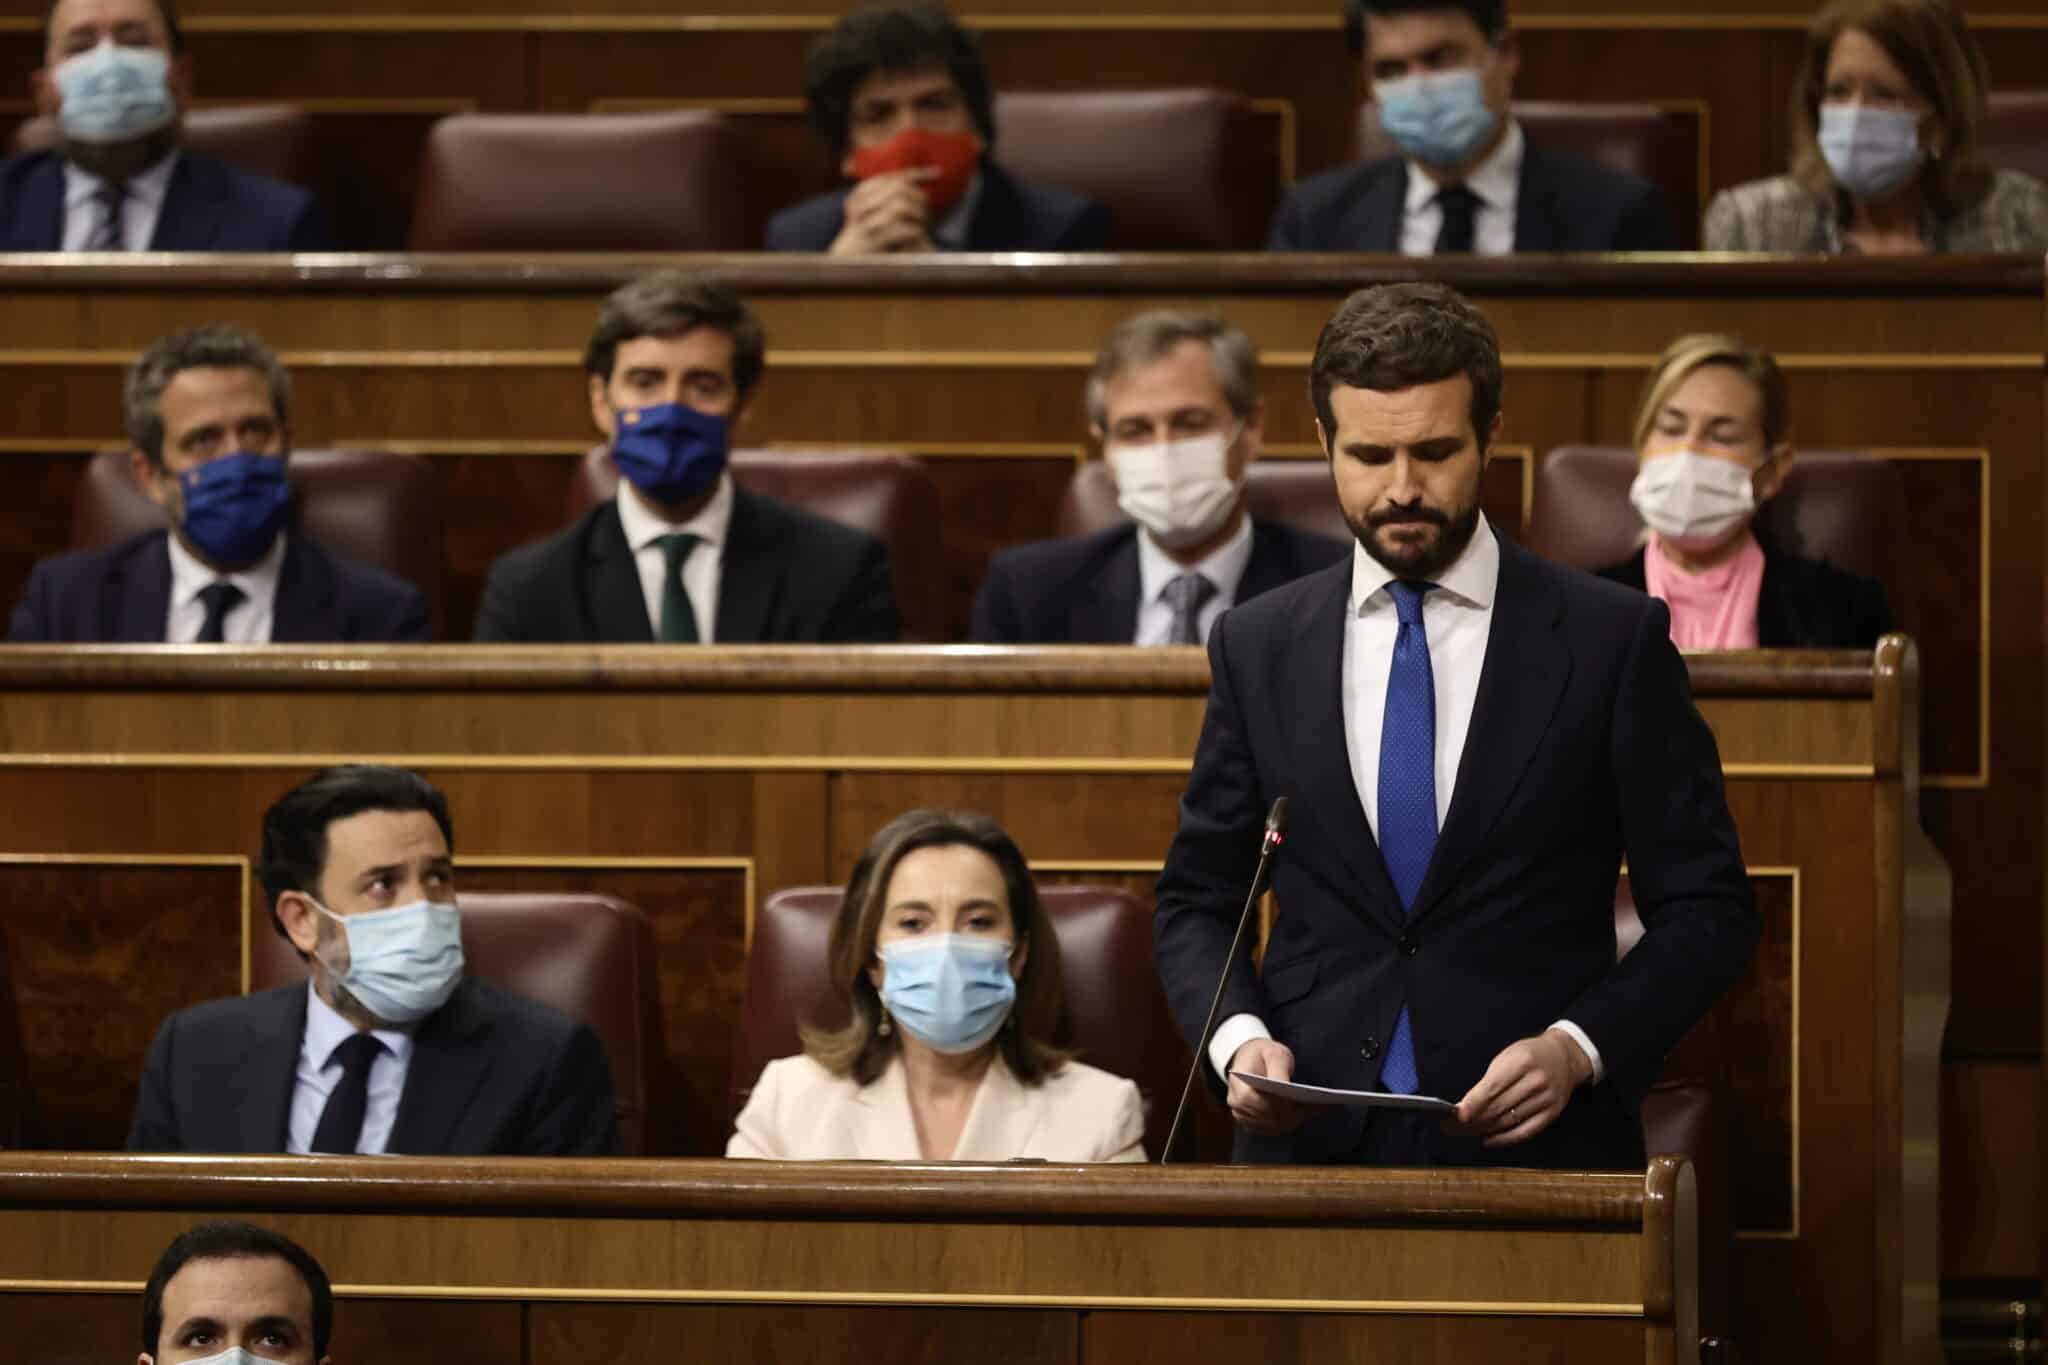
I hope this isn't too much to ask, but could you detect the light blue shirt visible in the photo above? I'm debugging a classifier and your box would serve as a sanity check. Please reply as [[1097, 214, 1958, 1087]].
[[285, 982, 414, 1154]]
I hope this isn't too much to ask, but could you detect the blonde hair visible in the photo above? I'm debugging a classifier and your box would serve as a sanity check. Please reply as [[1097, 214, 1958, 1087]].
[[1788, 0, 1994, 214], [1633, 333, 1790, 456]]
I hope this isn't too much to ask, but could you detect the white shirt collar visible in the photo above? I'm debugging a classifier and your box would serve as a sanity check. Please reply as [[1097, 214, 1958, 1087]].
[[614, 469, 736, 553], [1403, 117, 1523, 216], [165, 524, 287, 611], [1349, 511, 1499, 615], [1136, 506, 1256, 609], [302, 979, 416, 1068], [62, 147, 180, 217]]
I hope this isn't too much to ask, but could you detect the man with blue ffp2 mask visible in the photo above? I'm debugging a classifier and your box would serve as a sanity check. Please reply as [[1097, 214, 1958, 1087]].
[[138, 1221, 334, 1365], [128, 765, 620, 1156], [1267, 0, 1678, 253], [5, 324, 429, 644], [473, 270, 900, 643], [0, 0, 329, 251]]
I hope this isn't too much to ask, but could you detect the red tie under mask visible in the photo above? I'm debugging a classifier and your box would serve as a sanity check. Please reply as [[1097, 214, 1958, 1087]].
[[849, 126, 981, 221]]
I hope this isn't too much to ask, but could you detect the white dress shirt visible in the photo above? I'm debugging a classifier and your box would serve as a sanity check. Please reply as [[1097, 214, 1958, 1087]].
[[615, 473, 734, 643], [1208, 513, 1605, 1086], [285, 982, 415, 1155], [164, 530, 285, 644], [1398, 119, 1522, 258], [1132, 511, 1255, 647], [60, 150, 180, 252]]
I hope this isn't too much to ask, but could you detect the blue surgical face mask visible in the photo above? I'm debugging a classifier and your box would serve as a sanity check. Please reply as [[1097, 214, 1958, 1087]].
[[877, 934, 1018, 1055], [611, 403, 730, 506], [1818, 103, 1925, 200], [310, 897, 465, 1025], [1375, 67, 1500, 169], [54, 41, 176, 146], [177, 451, 290, 567]]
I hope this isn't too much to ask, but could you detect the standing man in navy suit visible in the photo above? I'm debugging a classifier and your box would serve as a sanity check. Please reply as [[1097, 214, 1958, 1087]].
[[1155, 283, 1756, 1169], [1268, 0, 1676, 253], [972, 310, 1347, 644], [7, 324, 429, 643], [766, 2, 1108, 254], [0, 0, 329, 252]]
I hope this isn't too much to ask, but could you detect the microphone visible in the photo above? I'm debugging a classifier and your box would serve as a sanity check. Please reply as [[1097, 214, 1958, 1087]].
[[1159, 797, 1289, 1164]]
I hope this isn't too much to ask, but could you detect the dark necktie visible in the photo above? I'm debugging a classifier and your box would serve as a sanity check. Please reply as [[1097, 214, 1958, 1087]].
[[83, 179, 127, 251], [657, 532, 701, 643], [1376, 580, 1438, 1094], [194, 582, 247, 644], [309, 1033, 386, 1154], [1161, 572, 1218, 646], [1433, 184, 1480, 254]]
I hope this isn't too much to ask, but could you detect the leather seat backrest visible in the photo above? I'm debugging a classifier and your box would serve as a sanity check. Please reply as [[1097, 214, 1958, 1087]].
[[1056, 457, 1347, 544], [248, 891, 675, 1155], [1985, 90, 2048, 183], [408, 111, 749, 251], [568, 445, 946, 642]]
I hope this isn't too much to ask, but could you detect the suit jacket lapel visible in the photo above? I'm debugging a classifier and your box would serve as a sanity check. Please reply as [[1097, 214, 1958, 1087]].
[[1346, 162, 1407, 253], [852, 1056, 923, 1160], [585, 501, 656, 643], [149, 155, 224, 251], [269, 537, 339, 643], [715, 488, 785, 643], [1238, 521, 1294, 601], [231, 985, 305, 1152], [1074, 532, 1142, 644], [386, 981, 495, 1155], [7, 155, 66, 250], [1407, 539, 1570, 925], [1288, 562, 1405, 933], [952, 1054, 1037, 1160], [1511, 150, 1565, 252], [107, 532, 173, 642]]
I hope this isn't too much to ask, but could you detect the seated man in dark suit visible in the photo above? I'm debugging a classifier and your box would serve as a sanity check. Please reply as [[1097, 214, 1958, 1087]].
[[766, 2, 1108, 253], [141, 1221, 333, 1365], [0, 0, 329, 251], [475, 271, 899, 642], [129, 765, 620, 1156], [1268, 0, 1676, 253], [7, 324, 429, 643], [972, 311, 1347, 644]]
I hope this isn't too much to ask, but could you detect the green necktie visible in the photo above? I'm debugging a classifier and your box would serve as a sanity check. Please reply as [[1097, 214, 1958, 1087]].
[[657, 532, 700, 643]]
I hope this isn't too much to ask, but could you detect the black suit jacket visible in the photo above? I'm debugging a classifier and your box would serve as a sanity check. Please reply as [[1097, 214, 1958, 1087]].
[[127, 978, 619, 1155], [6, 530, 430, 643], [1154, 536, 1758, 1169], [1597, 545, 1894, 649], [1267, 145, 1677, 252], [969, 519, 1349, 643], [0, 148, 331, 251], [765, 159, 1110, 252], [473, 489, 899, 643]]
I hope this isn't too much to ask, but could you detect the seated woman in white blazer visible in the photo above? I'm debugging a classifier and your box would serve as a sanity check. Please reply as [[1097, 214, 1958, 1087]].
[[728, 809, 1146, 1162]]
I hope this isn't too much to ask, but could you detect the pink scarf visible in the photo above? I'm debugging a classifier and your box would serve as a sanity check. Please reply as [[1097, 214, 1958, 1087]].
[[1642, 532, 1765, 649]]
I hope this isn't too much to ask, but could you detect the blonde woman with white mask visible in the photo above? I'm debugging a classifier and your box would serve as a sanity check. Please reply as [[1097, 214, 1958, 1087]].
[[1597, 334, 1891, 649], [970, 310, 1347, 644]]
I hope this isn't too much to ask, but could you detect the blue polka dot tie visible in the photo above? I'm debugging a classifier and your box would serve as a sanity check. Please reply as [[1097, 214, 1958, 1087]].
[[1377, 579, 1438, 1094]]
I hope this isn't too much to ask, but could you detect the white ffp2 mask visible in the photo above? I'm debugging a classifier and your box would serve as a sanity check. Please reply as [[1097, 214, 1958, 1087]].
[[1628, 450, 1759, 550], [1107, 431, 1243, 551]]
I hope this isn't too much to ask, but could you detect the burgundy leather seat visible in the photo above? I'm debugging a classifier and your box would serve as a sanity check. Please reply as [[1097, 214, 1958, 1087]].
[[11, 105, 320, 194], [732, 885, 1198, 1161], [569, 446, 947, 643], [1056, 457, 1346, 544], [408, 111, 749, 251], [249, 892, 675, 1156], [1355, 100, 1700, 249], [993, 89, 1284, 249], [1523, 445, 1905, 610], [1985, 90, 2048, 183], [71, 447, 449, 636], [0, 929, 35, 1149]]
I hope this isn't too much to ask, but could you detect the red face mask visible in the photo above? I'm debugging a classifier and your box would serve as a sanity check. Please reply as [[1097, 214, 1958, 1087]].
[[849, 126, 981, 220]]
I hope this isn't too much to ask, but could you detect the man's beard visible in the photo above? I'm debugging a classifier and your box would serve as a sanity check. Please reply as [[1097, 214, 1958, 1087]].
[[61, 119, 181, 185], [1347, 498, 1482, 582]]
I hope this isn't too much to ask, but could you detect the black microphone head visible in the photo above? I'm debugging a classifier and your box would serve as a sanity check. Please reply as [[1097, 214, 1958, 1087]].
[[1264, 797, 1289, 838]]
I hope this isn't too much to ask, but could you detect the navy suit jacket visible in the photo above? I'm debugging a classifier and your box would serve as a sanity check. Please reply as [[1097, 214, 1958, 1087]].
[[970, 519, 1349, 644], [0, 148, 330, 251], [473, 490, 899, 643], [6, 530, 430, 643], [766, 159, 1109, 252], [1267, 145, 1677, 252], [127, 978, 620, 1156], [1154, 537, 1758, 1169]]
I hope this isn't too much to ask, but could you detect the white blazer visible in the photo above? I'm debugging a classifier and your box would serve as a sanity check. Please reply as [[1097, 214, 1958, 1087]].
[[727, 1050, 1147, 1162]]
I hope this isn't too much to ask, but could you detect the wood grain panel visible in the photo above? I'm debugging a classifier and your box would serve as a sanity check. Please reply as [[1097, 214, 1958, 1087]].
[[1941, 1061, 2042, 1279], [530, 1302, 1077, 1365], [1718, 873, 1795, 1236], [1082, 1310, 1647, 1364], [2, 1293, 521, 1365]]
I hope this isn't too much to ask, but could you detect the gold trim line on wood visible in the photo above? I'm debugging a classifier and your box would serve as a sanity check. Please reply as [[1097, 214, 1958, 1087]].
[[0, 439, 1094, 463]]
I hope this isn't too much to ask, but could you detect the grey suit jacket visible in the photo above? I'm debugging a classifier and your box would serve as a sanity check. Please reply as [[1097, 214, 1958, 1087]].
[[1704, 169, 2048, 253]]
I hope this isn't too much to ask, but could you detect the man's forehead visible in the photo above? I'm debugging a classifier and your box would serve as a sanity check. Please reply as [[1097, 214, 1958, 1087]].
[[1104, 340, 1225, 419], [615, 329, 734, 373], [1328, 375, 1474, 435], [161, 1253, 312, 1325], [1365, 8, 1487, 57], [323, 808, 448, 872], [50, 0, 166, 40]]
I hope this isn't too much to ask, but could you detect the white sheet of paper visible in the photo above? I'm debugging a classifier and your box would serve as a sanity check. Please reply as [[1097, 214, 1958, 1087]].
[[1229, 1070, 1456, 1114]]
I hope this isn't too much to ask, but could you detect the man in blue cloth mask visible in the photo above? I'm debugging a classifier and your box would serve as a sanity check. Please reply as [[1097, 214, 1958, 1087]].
[[0, 0, 330, 251], [1267, 0, 1677, 253], [6, 324, 429, 643], [474, 269, 900, 643], [129, 764, 620, 1156]]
